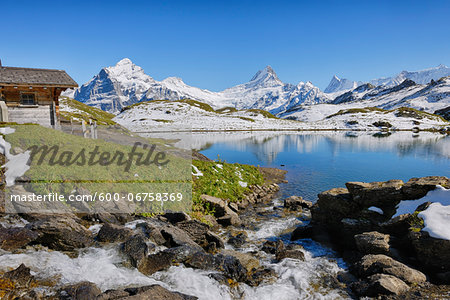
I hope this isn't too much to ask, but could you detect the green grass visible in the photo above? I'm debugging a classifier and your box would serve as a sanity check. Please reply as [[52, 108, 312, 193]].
[[153, 119, 174, 123], [122, 99, 216, 113], [325, 106, 448, 123], [237, 116, 255, 122], [392, 107, 447, 122], [4, 124, 192, 213], [2, 123, 268, 216], [191, 159, 264, 214], [409, 211, 425, 232], [59, 97, 116, 125], [245, 109, 279, 119], [326, 107, 386, 119], [120, 99, 279, 120], [216, 107, 238, 113]]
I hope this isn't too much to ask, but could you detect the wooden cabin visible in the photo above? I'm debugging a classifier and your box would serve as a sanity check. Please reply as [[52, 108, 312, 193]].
[[0, 60, 78, 127]]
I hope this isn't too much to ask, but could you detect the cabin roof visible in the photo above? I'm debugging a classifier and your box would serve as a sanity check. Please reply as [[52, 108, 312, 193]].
[[0, 66, 78, 87]]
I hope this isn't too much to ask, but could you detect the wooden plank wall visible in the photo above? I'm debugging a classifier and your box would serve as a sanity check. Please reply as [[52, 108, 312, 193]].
[[1, 86, 55, 107]]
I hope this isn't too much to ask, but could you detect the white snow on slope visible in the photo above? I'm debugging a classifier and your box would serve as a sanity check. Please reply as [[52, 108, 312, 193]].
[[0, 127, 31, 186], [282, 77, 450, 122], [370, 64, 450, 87], [113, 100, 448, 132], [327, 64, 450, 92], [418, 186, 450, 240]]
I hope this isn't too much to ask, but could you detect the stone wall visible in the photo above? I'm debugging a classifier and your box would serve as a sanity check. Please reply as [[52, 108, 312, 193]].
[[8, 105, 53, 127]]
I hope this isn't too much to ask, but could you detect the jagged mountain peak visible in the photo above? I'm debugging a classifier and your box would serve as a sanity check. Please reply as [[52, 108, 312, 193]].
[[115, 57, 133, 66], [162, 76, 185, 84], [324, 75, 359, 94], [250, 65, 282, 86]]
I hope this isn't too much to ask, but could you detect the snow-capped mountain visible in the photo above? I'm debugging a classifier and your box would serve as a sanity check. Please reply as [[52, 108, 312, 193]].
[[73, 59, 329, 114], [280, 76, 450, 122], [74, 58, 155, 112], [325, 64, 450, 94], [370, 64, 450, 87], [221, 66, 329, 112], [324, 75, 361, 94]]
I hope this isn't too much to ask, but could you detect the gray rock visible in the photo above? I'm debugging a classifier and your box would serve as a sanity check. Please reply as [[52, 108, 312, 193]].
[[402, 176, 449, 199], [96, 289, 130, 300], [219, 206, 242, 226], [317, 188, 357, 217], [284, 196, 313, 211], [176, 220, 209, 246], [221, 249, 260, 278], [355, 254, 426, 284], [160, 211, 191, 224], [274, 240, 305, 261], [366, 274, 409, 296], [160, 225, 202, 248], [139, 245, 199, 275], [346, 180, 404, 209], [0, 227, 39, 251], [409, 230, 450, 272], [26, 216, 93, 251], [200, 195, 227, 217], [123, 284, 197, 300], [97, 223, 133, 243], [3, 264, 34, 287], [355, 231, 391, 255], [291, 225, 314, 241], [121, 234, 150, 267], [59, 281, 101, 300], [227, 232, 247, 248]]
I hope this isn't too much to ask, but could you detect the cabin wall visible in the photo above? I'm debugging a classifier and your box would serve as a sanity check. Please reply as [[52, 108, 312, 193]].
[[0, 86, 60, 127], [8, 106, 53, 127], [1, 86, 54, 106]]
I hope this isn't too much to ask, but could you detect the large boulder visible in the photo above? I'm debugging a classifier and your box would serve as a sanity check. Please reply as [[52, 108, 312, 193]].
[[25, 216, 93, 251], [160, 211, 191, 224], [315, 188, 359, 222], [0, 227, 39, 251], [221, 249, 260, 276], [175, 220, 224, 251], [354, 254, 426, 284], [139, 245, 199, 275], [200, 195, 227, 217], [121, 234, 150, 268], [200, 195, 242, 227], [97, 223, 133, 243], [365, 274, 409, 296], [283, 196, 313, 211], [408, 230, 450, 273], [123, 284, 197, 300], [160, 225, 202, 249], [346, 180, 404, 209], [354, 231, 391, 255], [217, 207, 242, 227], [274, 240, 305, 261], [402, 176, 449, 199], [59, 281, 102, 300], [3, 264, 34, 287]]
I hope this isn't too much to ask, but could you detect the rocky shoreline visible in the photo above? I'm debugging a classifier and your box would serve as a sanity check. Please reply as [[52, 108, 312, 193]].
[[0, 171, 284, 299], [291, 176, 450, 298], [0, 171, 449, 299]]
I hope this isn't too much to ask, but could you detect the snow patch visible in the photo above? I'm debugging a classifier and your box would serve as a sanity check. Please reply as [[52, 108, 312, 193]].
[[368, 206, 384, 214]]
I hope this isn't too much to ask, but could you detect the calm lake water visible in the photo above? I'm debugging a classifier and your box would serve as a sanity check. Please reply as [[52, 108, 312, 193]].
[[150, 131, 450, 201]]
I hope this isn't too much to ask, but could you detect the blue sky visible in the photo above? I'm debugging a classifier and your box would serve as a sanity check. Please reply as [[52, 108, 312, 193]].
[[1, 0, 449, 91]]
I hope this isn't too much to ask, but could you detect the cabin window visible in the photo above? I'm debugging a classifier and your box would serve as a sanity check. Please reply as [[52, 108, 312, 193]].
[[20, 93, 36, 105]]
